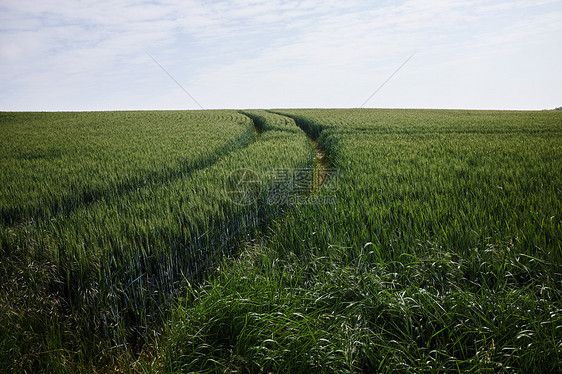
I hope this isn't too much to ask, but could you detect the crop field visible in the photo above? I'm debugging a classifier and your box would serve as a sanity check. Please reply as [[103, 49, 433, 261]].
[[1, 109, 561, 372]]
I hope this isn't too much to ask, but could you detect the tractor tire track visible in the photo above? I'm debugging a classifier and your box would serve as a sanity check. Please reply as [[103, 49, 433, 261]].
[[268, 110, 334, 194]]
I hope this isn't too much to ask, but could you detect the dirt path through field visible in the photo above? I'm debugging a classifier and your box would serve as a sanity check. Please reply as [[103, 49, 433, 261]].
[[265, 110, 334, 194], [310, 138, 330, 194]]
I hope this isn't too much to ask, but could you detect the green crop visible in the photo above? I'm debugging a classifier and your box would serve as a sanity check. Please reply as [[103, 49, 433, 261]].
[[0, 111, 258, 225], [2, 108, 561, 372], [0, 110, 312, 372], [164, 109, 562, 373]]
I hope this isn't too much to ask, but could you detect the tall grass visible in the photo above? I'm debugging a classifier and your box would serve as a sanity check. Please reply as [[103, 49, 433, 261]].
[[164, 109, 562, 373]]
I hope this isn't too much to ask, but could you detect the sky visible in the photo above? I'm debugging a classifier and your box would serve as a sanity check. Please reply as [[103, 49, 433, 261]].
[[1, 0, 561, 111]]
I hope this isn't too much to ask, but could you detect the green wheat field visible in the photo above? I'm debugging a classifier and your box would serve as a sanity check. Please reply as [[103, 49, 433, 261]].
[[1, 109, 561, 372]]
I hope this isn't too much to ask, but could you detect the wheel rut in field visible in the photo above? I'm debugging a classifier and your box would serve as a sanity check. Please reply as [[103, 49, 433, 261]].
[[238, 110, 264, 140], [310, 138, 329, 194], [268, 111, 334, 194]]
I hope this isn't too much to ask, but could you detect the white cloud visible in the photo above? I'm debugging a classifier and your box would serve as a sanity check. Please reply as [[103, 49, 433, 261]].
[[1, 0, 561, 110]]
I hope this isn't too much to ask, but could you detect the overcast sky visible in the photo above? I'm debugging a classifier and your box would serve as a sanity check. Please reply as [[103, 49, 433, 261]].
[[1, 0, 561, 111]]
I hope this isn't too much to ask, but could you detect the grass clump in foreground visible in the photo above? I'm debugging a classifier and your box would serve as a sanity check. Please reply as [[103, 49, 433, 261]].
[[163, 109, 562, 373]]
